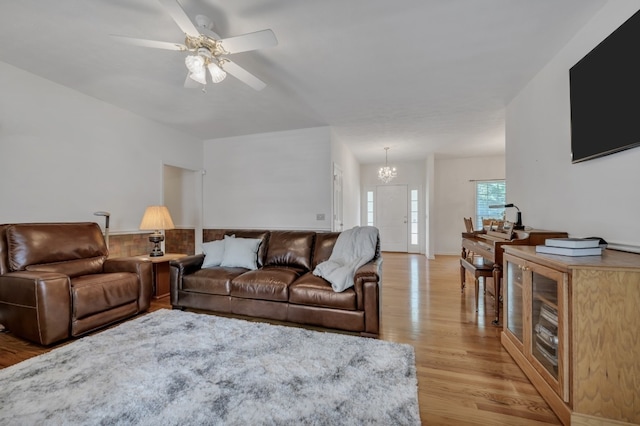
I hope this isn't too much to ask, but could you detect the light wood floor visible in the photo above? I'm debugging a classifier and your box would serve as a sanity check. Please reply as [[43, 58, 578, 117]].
[[0, 253, 560, 425]]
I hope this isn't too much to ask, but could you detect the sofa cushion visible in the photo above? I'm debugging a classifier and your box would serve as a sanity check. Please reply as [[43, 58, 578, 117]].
[[264, 231, 315, 271], [182, 267, 246, 295], [221, 237, 261, 270], [71, 272, 138, 320], [231, 267, 300, 301], [289, 272, 356, 310], [312, 232, 340, 269], [6, 223, 107, 272]]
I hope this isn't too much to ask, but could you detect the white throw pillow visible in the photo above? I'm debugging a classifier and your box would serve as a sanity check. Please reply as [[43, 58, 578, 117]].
[[201, 235, 235, 268], [220, 237, 261, 270], [201, 240, 225, 268]]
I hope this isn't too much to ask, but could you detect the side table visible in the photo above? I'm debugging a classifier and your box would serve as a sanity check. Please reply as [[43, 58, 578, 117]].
[[134, 253, 186, 299]]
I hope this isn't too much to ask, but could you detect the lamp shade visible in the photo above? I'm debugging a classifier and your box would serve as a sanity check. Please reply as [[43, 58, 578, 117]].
[[139, 206, 175, 231], [208, 62, 227, 83]]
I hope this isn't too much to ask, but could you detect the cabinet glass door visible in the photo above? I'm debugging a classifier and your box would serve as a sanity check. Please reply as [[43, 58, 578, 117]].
[[506, 260, 524, 343], [531, 271, 559, 380]]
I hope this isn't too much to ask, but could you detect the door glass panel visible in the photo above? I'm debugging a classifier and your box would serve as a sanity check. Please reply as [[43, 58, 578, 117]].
[[531, 271, 559, 380], [506, 260, 524, 342]]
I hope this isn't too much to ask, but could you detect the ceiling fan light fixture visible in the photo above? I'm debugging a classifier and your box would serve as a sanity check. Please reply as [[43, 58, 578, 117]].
[[185, 55, 205, 74], [185, 54, 207, 84], [207, 62, 227, 83], [188, 71, 207, 85]]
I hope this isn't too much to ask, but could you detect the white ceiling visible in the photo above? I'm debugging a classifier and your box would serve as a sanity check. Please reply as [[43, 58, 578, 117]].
[[0, 0, 606, 164]]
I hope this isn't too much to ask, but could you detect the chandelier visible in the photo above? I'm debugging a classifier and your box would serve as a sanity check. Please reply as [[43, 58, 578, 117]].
[[378, 147, 397, 183]]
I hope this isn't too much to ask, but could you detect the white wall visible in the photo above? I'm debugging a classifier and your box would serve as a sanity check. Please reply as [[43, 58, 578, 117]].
[[425, 154, 435, 259], [506, 1, 640, 250], [434, 155, 506, 255], [202, 127, 332, 230], [330, 132, 361, 230], [0, 61, 203, 232]]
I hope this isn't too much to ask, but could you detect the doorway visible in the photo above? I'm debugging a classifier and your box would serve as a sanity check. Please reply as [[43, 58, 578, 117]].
[[333, 163, 343, 232], [376, 184, 408, 252], [163, 164, 203, 254]]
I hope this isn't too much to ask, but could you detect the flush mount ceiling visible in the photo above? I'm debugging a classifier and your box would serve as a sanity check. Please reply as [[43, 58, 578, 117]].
[[111, 0, 278, 91]]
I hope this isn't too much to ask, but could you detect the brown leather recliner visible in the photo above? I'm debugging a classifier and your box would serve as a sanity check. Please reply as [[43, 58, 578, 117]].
[[0, 222, 153, 345]]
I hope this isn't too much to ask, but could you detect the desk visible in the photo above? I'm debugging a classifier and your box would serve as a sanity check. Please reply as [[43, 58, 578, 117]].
[[134, 253, 186, 299], [461, 229, 566, 325]]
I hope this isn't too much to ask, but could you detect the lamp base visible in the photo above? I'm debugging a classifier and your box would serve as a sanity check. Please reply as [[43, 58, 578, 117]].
[[513, 212, 524, 230], [148, 233, 164, 257]]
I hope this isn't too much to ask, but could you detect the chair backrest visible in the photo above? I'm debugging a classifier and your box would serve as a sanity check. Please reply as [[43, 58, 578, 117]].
[[0, 224, 12, 276], [482, 218, 505, 230], [463, 217, 474, 232], [0, 222, 108, 276]]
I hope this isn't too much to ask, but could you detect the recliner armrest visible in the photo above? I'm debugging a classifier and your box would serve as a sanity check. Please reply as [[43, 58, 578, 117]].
[[0, 271, 71, 345], [103, 257, 153, 311]]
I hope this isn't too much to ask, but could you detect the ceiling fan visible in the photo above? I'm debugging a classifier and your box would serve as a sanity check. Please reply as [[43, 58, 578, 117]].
[[112, 0, 278, 91]]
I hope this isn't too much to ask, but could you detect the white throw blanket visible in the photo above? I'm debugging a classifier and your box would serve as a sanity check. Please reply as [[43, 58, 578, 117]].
[[313, 226, 379, 292]]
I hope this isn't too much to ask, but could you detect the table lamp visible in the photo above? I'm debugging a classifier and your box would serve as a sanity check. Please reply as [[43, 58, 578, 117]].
[[489, 203, 523, 230], [139, 205, 175, 257]]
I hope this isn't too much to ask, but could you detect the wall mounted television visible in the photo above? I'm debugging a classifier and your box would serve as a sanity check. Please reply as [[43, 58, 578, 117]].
[[569, 9, 640, 163]]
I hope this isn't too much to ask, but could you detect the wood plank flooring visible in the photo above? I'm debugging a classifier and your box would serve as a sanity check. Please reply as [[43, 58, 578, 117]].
[[0, 253, 560, 425]]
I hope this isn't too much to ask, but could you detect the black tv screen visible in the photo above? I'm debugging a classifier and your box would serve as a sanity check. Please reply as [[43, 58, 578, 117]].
[[569, 9, 640, 163]]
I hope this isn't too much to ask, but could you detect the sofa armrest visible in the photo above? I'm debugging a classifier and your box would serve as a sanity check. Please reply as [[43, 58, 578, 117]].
[[169, 254, 205, 305], [353, 256, 383, 336], [103, 257, 153, 312], [354, 257, 382, 285], [0, 271, 71, 345]]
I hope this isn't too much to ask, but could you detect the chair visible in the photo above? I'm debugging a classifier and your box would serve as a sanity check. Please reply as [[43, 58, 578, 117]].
[[0, 222, 153, 345], [460, 256, 494, 312], [464, 217, 474, 233], [482, 218, 505, 230]]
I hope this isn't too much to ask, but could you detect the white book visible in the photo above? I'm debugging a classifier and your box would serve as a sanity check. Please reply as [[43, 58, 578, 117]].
[[544, 238, 600, 249], [536, 245, 602, 257]]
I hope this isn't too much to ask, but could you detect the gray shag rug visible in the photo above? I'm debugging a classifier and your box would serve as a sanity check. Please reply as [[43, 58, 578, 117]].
[[0, 309, 420, 425]]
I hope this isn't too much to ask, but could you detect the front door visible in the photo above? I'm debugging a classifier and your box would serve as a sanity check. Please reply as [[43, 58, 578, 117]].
[[376, 184, 408, 252]]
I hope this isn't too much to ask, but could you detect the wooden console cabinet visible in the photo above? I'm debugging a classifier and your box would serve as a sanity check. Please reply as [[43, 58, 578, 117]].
[[501, 246, 640, 425]]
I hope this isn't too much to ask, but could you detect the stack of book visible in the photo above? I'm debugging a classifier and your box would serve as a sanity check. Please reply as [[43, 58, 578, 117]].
[[535, 238, 603, 256], [534, 303, 559, 371]]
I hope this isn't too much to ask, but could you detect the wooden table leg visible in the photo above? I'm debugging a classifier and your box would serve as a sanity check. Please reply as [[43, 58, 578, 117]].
[[492, 264, 501, 326], [460, 247, 467, 292]]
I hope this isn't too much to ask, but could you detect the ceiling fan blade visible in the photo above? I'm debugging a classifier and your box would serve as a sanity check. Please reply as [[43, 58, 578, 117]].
[[110, 35, 188, 51], [222, 60, 267, 91], [219, 29, 278, 54], [158, 0, 200, 37]]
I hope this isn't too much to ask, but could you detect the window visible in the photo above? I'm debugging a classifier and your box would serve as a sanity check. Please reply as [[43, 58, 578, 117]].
[[410, 190, 418, 245], [475, 180, 506, 228], [366, 191, 374, 226]]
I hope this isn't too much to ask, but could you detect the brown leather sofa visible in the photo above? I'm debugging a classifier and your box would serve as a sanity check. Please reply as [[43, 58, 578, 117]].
[[0, 222, 153, 345], [170, 229, 382, 337]]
